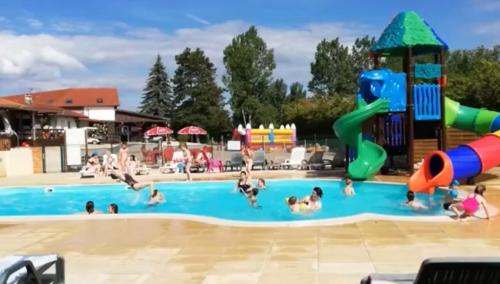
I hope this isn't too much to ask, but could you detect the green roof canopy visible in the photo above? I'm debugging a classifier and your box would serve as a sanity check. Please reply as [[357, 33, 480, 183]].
[[371, 11, 447, 56]]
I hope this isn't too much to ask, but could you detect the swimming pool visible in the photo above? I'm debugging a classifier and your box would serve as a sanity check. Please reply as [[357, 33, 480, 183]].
[[0, 179, 448, 224]]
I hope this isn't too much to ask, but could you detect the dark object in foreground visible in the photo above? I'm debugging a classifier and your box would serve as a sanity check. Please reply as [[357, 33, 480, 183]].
[[360, 257, 500, 284], [0, 254, 65, 284]]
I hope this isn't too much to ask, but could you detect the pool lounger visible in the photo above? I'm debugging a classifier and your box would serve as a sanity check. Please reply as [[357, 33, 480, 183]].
[[0, 254, 64, 284], [360, 257, 500, 284]]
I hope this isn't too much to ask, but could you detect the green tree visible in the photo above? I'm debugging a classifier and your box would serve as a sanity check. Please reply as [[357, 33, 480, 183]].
[[140, 55, 174, 119], [308, 38, 356, 97], [267, 79, 287, 113], [282, 96, 355, 137], [223, 26, 276, 125], [172, 48, 231, 137], [288, 82, 307, 102], [351, 36, 376, 74]]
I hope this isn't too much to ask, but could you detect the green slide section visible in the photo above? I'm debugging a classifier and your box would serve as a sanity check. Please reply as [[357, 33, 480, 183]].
[[445, 97, 500, 135], [333, 99, 390, 180]]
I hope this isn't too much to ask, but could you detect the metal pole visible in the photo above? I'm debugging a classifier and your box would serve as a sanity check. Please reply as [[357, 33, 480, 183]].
[[405, 47, 415, 174], [32, 112, 36, 142], [439, 48, 447, 151]]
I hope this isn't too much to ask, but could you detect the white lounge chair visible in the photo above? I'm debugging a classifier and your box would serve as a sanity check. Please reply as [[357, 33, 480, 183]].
[[0, 254, 65, 284], [281, 147, 306, 170], [80, 166, 98, 178], [134, 164, 150, 175], [160, 151, 184, 174]]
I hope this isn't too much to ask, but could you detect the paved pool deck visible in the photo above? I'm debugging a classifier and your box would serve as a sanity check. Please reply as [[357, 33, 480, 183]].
[[0, 168, 499, 283]]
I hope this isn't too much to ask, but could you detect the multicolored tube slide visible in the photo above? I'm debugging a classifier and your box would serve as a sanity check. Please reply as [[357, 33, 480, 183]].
[[408, 98, 500, 194]]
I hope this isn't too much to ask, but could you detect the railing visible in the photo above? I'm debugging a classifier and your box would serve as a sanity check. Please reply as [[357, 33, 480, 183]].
[[413, 84, 441, 121]]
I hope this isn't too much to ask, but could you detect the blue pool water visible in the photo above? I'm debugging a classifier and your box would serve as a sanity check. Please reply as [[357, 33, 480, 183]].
[[0, 180, 447, 222]]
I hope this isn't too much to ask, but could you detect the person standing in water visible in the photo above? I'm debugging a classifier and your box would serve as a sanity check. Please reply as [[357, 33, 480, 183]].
[[179, 142, 192, 181]]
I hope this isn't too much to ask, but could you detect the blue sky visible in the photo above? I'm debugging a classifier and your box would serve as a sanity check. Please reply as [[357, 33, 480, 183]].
[[0, 0, 498, 109]]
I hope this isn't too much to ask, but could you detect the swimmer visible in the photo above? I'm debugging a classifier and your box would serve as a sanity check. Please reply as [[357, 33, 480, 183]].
[[148, 189, 166, 205], [306, 194, 322, 211], [108, 203, 119, 214], [343, 178, 355, 196], [84, 201, 101, 215], [286, 196, 300, 213], [44, 187, 54, 193], [256, 178, 266, 190], [301, 187, 323, 204], [401, 191, 427, 210], [112, 171, 154, 192]]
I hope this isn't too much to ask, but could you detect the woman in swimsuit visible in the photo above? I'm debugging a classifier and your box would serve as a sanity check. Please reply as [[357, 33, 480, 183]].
[[179, 142, 192, 181], [241, 145, 254, 176], [118, 142, 129, 173], [235, 171, 252, 194], [449, 184, 490, 220]]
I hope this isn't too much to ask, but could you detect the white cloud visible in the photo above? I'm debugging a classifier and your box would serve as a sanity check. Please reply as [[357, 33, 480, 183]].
[[24, 18, 43, 29], [472, 0, 500, 11], [474, 20, 500, 44], [186, 14, 211, 25], [0, 20, 372, 109]]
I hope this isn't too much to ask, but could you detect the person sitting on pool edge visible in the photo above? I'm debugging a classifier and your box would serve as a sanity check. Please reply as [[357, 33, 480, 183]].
[[108, 203, 119, 214], [343, 178, 355, 196], [402, 191, 427, 210], [449, 184, 490, 220], [84, 201, 101, 215], [148, 189, 166, 205]]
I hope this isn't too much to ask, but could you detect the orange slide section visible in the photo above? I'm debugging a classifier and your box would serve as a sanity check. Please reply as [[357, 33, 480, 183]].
[[408, 151, 454, 195]]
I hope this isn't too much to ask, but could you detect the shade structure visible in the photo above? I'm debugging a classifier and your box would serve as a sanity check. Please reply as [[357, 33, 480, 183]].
[[371, 11, 448, 56], [178, 126, 207, 135], [145, 126, 173, 136]]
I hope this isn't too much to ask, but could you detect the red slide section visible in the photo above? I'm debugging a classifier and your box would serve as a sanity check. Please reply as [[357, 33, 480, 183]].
[[467, 133, 500, 173]]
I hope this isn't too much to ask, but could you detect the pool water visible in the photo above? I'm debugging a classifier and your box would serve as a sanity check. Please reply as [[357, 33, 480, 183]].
[[0, 180, 447, 222]]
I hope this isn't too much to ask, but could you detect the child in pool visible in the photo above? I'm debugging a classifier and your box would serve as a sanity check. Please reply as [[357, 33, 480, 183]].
[[402, 191, 427, 210], [449, 184, 490, 220], [443, 180, 461, 210], [256, 178, 266, 190], [343, 178, 355, 196]]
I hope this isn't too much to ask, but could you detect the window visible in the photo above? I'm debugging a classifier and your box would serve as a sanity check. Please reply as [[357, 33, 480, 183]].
[[67, 121, 71, 128], [65, 99, 73, 104], [97, 98, 103, 103]]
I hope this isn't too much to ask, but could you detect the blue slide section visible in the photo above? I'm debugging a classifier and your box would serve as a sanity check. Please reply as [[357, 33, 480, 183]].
[[445, 146, 482, 180]]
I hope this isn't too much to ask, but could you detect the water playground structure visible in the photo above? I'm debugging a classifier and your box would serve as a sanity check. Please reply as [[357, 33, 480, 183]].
[[333, 11, 500, 193], [232, 123, 296, 149]]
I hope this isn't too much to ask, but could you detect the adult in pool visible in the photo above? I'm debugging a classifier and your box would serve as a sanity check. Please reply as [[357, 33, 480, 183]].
[[108, 203, 119, 214], [148, 189, 166, 205], [300, 187, 323, 210], [84, 201, 101, 215]]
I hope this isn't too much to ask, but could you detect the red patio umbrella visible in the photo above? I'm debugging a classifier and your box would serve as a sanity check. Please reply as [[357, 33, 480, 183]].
[[145, 126, 173, 136], [177, 126, 207, 135]]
